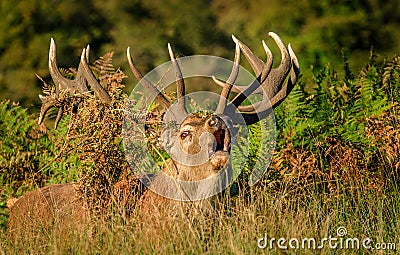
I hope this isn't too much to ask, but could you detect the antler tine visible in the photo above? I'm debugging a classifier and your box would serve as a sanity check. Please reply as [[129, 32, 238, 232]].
[[38, 94, 55, 125], [48, 38, 87, 94], [239, 43, 300, 113], [229, 39, 274, 109], [260, 40, 274, 82], [126, 47, 171, 108], [214, 40, 240, 114], [54, 106, 64, 129], [79, 47, 111, 104], [48, 38, 68, 92], [226, 33, 299, 125], [168, 43, 187, 115], [232, 35, 264, 76], [262, 32, 291, 98], [269, 44, 300, 107], [230, 44, 300, 125]]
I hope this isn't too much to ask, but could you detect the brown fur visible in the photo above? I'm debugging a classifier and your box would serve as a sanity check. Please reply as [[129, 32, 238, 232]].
[[7, 184, 87, 233]]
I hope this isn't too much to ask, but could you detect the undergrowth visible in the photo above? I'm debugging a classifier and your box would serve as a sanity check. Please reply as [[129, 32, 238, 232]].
[[271, 52, 400, 194]]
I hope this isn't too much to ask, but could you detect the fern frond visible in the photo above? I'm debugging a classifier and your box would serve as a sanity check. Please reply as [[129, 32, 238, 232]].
[[93, 52, 115, 82]]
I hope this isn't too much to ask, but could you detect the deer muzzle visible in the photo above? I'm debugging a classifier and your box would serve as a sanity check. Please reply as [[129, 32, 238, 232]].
[[206, 116, 231, 158]]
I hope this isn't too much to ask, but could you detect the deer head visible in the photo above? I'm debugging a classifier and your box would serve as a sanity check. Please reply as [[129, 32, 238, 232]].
[[161, 114, 231, 173]]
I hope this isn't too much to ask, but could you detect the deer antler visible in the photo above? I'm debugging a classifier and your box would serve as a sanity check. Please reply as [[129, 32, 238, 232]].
[[215, 32, 300, 125], [126, 47, 171, 109], [126, 33, 298, 126], [214, 41, 241, 115], [126, 43, 189, 120], [168, 43, 188, 116], [39, 38, 111, 129]]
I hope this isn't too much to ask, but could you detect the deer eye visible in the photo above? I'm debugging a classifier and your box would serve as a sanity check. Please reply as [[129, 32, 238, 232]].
[[180, 131, 191, 139]]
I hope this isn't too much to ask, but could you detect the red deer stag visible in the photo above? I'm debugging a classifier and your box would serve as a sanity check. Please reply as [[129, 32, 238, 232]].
[[7, 32, 299, 231]]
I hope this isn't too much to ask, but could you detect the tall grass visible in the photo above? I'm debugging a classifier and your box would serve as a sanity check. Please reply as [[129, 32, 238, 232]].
[[1, 183, 399, 254]]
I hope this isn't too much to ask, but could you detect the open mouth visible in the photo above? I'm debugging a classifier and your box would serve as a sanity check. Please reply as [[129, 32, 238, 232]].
[[208, 127, 231, 157]]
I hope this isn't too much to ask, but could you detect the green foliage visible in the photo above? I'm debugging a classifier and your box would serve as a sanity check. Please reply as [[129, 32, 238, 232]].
[[232, 121, 262, 191], [0, 201, 6, 230], [0, 100, 77, 229], [0, 100, 80, 194], [0, 100, 51, 191], [382, 56, 400, 104], [277, 52, 393, 145]]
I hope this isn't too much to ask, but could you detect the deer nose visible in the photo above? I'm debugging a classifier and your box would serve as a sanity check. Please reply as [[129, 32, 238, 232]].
[[208, 116, 220, 127]]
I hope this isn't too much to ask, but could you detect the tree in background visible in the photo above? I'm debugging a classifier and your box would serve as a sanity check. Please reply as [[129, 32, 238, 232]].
[[212, 0, 400, 77], [0, 0, 399, 107], [93, 0, 231, 89], [0, 0, 111, 107]]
